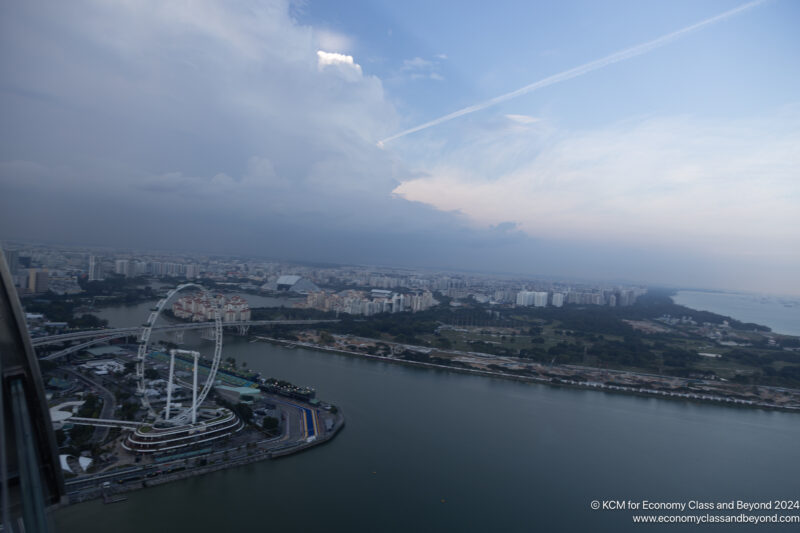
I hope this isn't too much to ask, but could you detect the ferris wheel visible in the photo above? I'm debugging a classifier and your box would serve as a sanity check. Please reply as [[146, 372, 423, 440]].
[[135, 283, 223, 422]]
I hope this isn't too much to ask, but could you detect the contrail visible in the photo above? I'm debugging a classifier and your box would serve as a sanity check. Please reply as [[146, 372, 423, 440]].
[[379, 0, 768, 145]]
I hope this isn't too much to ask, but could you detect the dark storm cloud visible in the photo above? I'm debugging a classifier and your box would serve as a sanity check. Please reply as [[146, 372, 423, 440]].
[[0, 0, 417, 240]]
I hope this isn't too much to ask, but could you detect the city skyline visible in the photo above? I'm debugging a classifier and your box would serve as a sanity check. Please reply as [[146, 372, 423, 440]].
[[1, 0, 798, 295]]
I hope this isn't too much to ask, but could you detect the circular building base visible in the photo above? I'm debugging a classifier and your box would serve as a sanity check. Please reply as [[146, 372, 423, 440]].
[[122, 407, 243, 454]]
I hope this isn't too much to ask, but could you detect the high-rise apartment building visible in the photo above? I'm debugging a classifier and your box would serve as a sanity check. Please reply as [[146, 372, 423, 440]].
[[185, 264, 200, 279], [115, 259, 130, 277], [28, 269, 49, 294], [3, 249, 19, 275], [516, 291, 549, 307], [88, 255, 102, 281], [132, 261, 147, 277], [618, 290, 635, 306], [533, 292, 548, 307], [551, 293, 564, 307], [516, 291, 535, 306]]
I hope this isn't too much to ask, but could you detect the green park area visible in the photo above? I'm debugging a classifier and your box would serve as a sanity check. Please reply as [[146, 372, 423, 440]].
[[249, 289, 800, 388]]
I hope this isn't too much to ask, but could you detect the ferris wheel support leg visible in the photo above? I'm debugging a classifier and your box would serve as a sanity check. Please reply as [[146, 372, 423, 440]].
[[166, 350, 176, 420], [192, 352, 199, 425]]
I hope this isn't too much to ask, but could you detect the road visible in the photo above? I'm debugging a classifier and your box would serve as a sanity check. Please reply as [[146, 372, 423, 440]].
[[31, 319, 341, 347], [62, 368, 117, 443]]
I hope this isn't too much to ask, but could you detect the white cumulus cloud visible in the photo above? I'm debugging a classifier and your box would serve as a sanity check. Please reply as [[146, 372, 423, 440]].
[[317, 50, 363, 79]]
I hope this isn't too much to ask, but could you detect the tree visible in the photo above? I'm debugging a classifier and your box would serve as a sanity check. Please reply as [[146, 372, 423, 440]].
[[68, 425, 94, 449], [234, 403, 253, 424], [78, 394, 101, 417], [262, 416, 279, 433], [119, 402, 139, 421], [435, 337, 453, 349]]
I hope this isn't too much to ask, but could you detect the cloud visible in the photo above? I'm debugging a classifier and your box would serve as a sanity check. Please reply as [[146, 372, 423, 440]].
[[403, 57, 435, 70], [317, 50, 363, 79], [505, 114, 540, 124], [0, 0, 422, 245], [315, 29, 354, 53], [394, 112, 800, 263], [0, 0, 796, 295], [1, 0, 512, 270], [400, 56, 445, 81], [380, 0, 769, 144]]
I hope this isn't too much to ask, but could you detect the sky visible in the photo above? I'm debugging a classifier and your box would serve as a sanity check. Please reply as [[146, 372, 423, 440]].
[[1, 0, 798, 294]]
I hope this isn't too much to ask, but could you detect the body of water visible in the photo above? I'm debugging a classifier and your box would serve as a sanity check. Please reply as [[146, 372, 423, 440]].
[[673, 290, 800, 336], [55, 302, 800, 532]]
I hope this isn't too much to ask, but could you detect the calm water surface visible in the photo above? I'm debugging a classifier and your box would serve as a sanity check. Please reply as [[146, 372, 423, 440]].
[[673, 290, 800, 336], [55, 302, 800, 532]]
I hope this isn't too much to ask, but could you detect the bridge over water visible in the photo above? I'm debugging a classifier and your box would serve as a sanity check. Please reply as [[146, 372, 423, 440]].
[[32, 319, 339, 360]]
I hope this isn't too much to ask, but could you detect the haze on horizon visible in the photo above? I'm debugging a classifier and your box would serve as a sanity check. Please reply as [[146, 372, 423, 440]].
[[1, 0, 798, 295]]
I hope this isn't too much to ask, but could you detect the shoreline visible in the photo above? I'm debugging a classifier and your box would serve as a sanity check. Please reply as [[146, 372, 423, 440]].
[[60, 407, 345, 506], [253, 336, 800, 414], [672, 290, 800, 337]]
